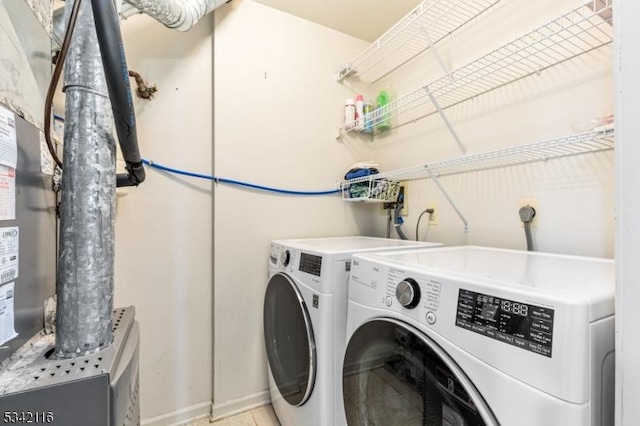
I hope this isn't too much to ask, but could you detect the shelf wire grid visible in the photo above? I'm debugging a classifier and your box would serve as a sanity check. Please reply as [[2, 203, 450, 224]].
[[337, 0, 500, 83], [340, 126, 614, 187], [342, 0, 613, 135]]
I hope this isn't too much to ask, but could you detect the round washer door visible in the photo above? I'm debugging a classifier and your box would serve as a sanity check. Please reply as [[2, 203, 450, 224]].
[[263, 273, 316, 407], [343, 318, 498, 426]]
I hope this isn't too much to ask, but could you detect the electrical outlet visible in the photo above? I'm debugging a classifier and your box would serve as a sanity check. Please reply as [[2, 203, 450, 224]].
[[427, 203, 438, 226], [519, 198, 538, 228]]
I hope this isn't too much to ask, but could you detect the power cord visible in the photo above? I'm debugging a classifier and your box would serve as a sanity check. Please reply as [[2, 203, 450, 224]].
[[519, 205, 536, 251], [415, 208, 435, 241]]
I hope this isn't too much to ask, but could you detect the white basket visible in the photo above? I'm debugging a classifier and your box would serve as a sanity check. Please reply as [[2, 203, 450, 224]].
[[341, 179, 400, 203]]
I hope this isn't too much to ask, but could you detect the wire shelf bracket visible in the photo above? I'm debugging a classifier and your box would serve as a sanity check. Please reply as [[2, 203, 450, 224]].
[[426, 86, 467, 154], [428, 169, 469, 232], [419, 22, 451, 75], [420, 23, 467, 154]]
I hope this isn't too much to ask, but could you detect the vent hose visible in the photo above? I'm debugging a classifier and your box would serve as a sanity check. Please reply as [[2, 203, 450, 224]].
[[91, 0, 145, 187]]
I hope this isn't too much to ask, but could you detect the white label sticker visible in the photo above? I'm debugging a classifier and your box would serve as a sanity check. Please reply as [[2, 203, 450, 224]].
[[0, 227, 18, 284], [39, 132, 54, 175], [0, 282, 18, 346], [0, 106, 17, 169], [0, 166, 15, 221]]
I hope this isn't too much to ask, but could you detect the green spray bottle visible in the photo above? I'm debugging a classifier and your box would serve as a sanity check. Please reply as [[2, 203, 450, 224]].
[[376, 89, 391, 132]]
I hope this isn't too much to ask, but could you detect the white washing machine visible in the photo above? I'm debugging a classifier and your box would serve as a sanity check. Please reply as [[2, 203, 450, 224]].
[[343, 246, 615, 426], [264, 237, 442, 426]]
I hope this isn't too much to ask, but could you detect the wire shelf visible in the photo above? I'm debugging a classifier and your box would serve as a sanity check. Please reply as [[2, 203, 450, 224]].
[[340, 126, 614, 187], [336, 0, 501, 84], [341, 0, 613, 135]]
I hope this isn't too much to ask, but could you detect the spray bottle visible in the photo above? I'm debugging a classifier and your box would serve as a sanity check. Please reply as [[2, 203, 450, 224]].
[[376, 89, 391, 132], [363, 99, 373, 134]]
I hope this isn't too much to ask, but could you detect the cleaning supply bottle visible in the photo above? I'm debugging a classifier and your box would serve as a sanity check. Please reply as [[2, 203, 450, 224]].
[[363, 99, 373, 134], [345, 98, 356, 129], [355, 94, 365, 131], [376, 89, 391, 132]]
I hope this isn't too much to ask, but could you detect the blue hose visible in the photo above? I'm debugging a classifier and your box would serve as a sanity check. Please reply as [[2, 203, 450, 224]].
[[54, 113, 339, 196], [142, 159, 341, 196]]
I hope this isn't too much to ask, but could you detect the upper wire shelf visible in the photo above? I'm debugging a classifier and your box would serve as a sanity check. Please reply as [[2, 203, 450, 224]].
[[341, 0, 613, 135], [336, 0, 501, 84], [339, 126, 614, 188]]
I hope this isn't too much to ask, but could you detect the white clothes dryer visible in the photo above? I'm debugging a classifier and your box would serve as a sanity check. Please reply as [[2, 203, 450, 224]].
[[264, 237, 442, 426], [343, 246, 614, 426]]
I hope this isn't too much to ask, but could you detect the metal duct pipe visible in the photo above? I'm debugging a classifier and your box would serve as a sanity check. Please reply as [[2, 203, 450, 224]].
[[53, 3, 140, 51], [55, 0, 117, 358], [122, 0, 228, 31], [53, 0, 228, 55]]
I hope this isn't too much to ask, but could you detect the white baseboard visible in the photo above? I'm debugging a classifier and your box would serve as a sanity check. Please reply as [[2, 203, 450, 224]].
[[141, 401, 211, 426], [211, 390, 271, 421]]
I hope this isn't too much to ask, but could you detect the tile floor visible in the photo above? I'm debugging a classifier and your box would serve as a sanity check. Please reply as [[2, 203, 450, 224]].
[[182, 404, 280, 426]]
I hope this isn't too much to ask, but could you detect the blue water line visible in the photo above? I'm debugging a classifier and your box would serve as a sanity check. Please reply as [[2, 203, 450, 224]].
[[142, 159, 341, 196], [54, 115, 339, 196]]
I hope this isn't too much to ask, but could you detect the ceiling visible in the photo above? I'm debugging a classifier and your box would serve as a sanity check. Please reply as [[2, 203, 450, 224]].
[[253, 0, 424, 42], [53, 0, 423, 42]]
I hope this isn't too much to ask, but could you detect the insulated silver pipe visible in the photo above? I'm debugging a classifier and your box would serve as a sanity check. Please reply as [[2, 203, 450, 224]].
[[121, 0, 226, 31], [53, 2, 139, 51], [55, 0, 117, 358], [53, 0, 225, 51]]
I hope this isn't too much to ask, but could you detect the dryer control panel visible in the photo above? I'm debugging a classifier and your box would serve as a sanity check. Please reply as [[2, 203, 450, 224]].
[[456, 289, 554, 358]]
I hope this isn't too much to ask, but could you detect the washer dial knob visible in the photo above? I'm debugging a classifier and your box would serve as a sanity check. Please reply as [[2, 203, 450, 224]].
[[396, 278, 421, 309], [280, 250, 291, 267]]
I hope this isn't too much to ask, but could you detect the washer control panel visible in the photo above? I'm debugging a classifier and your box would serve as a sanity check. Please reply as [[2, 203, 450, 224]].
[[363, 267, 444, 327], [455, 289, 554, 358]]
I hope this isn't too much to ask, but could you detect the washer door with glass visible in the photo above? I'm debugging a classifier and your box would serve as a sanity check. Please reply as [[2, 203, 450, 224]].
[[343, 318, 498, 426], [264, 272, 316, 407]]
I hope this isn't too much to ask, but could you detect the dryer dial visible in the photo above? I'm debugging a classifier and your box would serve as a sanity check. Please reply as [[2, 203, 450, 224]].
[[396, 278, 421, 309]]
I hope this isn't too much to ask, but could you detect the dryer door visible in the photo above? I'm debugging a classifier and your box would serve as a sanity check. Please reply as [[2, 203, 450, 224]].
[[343, 318, 498, 426], [263, 273, 316, 407]]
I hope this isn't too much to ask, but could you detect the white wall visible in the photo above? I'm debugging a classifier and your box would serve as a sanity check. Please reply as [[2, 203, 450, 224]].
[[113, 14, 214, 425], [212, 0, 373, 416], [352, 0, 614, 258]]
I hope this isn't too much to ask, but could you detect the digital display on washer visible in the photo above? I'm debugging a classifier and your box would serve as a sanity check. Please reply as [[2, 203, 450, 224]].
[[299, 253, 322, 277], [455, 289, 554, 358]]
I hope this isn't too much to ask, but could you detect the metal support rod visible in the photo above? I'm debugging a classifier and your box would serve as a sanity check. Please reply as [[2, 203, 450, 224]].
[[419, 23, 450, 75], [425, 86, 466, 154], [427, 169, 469, 232], [420, 23, 467, 154], [56, 0, 116, 358]]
